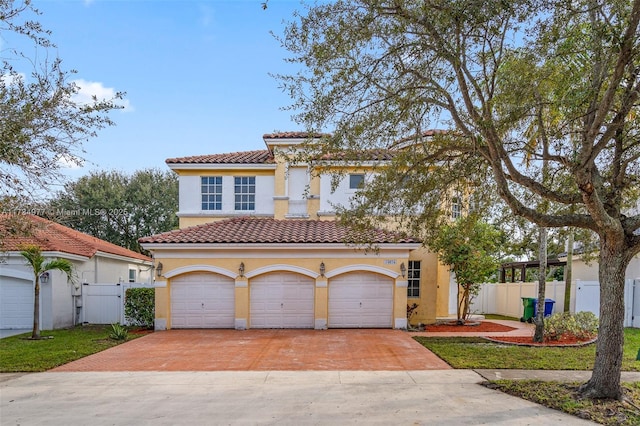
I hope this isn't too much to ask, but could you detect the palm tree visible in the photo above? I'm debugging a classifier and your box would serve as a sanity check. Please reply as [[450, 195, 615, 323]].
[[19, 244, 75, 339]]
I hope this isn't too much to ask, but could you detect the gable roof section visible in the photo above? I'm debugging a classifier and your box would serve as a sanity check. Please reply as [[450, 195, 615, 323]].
[[139, 217, 419, 245], [166, 149, 274, 165], [0, 214, 150, 262]]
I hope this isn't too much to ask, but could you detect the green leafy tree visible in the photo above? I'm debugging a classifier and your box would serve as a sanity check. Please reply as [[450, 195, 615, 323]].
[[0, 0, 123, 199], [45, 169, 178, 253], [431, 216, 503, 324], [19, 244, 74, 339], [278, 0, 640, 399]]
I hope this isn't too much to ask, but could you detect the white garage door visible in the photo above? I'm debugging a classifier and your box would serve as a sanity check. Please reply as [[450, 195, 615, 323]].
[[329, 272, 393, 328], [250, 272, 315, 328], [0, 277, 34, 329], [171, 272, 235, 328]]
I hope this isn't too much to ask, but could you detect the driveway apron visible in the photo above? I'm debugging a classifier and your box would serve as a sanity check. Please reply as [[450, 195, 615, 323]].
[[51, 329, 451, 371]]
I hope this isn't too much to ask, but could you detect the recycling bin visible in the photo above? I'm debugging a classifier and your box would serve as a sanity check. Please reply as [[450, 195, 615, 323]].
[[533, 298, 556, 318], [520, 297, 536, 322]]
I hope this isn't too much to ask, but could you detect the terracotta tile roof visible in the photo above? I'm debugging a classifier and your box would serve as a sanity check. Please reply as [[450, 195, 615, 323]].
[[263, 132, 331, 139], [166, 150, 274, 165], [139, 217, 419, 245], [0, 214, 151, 262]]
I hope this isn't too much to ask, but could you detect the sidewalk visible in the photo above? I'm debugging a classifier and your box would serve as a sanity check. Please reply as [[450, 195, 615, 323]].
[[476, 369, 640, 382]]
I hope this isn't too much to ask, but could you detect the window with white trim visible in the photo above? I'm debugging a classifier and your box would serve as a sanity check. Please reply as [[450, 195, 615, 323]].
[[349, 173, 365, 189], [451, 196, 462, 219], [128, 269, 136, 283], [407, 260, 421, 298], [234, 176, 256, 210], [201, 176, 222, 210]]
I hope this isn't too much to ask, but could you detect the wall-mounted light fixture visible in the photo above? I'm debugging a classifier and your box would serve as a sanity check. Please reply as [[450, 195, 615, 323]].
[[400, 262, 406, 278], [239, 262, 245, 277], [40, 272, 50, 284], [320, 262, 325, 277], [156, 262, 163, 277]]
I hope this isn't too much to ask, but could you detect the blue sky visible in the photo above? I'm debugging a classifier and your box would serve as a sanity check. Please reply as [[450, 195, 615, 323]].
[[29, 0, 305, 180]]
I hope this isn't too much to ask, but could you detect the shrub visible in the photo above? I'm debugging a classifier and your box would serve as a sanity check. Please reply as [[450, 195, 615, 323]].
[[109, 322, 128, 340], [543, 311, 598, 341], [124, 287, 155, 328]]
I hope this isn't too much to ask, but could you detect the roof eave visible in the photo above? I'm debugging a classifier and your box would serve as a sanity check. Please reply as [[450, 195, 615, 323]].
[[166, 163, 277, 170], [140, 242, 422, 251]]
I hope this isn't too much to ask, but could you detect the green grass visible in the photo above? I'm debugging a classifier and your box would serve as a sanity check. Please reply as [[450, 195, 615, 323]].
[[417, 329, 640, 424], [485, 380, 640, 426], [414, 328, 640, 371], [0, 325, 146, 372], [482, 314, 520, 321]]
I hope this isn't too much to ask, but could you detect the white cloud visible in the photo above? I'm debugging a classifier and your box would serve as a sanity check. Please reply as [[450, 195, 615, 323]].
[[71, 79, 133, 112], [56, 154, 83, 170], [1, 72, 26, 86]]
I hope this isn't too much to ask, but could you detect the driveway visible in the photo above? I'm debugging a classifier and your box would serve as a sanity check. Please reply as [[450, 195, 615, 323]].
[[52, 329, 451, 371]]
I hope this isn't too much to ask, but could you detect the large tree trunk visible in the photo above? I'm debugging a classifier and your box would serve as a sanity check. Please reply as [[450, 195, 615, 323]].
[[578, 239, 630, 400], [31, 277, 41, 339]]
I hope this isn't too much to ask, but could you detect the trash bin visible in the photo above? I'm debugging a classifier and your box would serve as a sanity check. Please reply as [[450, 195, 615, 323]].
[[520, 297, 536, 322], [533, 298, 555, 318]]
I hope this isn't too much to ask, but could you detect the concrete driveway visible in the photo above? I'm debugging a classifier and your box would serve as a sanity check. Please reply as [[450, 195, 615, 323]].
[[52, 329, 451, 371], [0, 371, 594, 425]]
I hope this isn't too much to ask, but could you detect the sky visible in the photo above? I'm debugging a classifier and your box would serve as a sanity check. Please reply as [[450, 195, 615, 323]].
[[20, 0, 307, 182]]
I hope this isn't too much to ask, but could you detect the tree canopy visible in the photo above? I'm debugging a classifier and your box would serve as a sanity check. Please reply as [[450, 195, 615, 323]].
[[278, 0, 639, 399], [1, 0, 123, 198], [44, 169, 179, 254], [430, 215, 503, 323]]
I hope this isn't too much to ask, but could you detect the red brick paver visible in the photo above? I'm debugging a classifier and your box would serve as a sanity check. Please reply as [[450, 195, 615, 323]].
[[51, 329, 451, 372]]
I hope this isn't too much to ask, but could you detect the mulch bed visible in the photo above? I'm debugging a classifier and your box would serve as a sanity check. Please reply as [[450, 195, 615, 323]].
[[424, 321, 516, 333]]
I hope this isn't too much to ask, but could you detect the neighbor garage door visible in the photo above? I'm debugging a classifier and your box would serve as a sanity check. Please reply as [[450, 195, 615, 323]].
[[0, 277, 33, 329], [171, 272, 235, 328], [250, 272, 314, 328], [329, 272, 393, 328]]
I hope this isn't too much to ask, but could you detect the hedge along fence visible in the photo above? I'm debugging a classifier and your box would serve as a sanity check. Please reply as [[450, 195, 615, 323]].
[[124, 287, 155, 328]]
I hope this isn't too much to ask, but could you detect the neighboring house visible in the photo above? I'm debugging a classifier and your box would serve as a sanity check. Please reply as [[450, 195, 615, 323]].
[[0, 214, 152, 331], [140, 132, 455, 330], [570, 256, 640, 283]]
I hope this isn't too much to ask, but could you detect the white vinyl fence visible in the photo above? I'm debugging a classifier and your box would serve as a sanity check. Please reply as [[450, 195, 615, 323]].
[[80, 282, 154, 325], [471, 279, 640, 327]]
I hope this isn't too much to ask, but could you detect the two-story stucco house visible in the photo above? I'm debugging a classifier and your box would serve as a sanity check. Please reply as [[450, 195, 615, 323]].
[[140, 132, 454, 330]]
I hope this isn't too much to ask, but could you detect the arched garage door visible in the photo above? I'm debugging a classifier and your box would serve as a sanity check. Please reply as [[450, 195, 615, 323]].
[[250, 272, 315, 328], [0, 277, 33, 329], [171, 272, 235, 328], [329, 272, 393, 328]]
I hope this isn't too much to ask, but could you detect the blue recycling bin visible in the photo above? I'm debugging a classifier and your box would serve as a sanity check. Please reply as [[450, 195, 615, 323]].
[[533, 298, 555, 317]]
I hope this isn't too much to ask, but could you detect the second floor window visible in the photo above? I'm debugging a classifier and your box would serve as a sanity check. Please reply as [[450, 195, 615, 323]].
[[235, 176, 256, 210], [451, 196, 462, 219], [407, 260, 421, 298], [349, 173, 365, 189], [202, 176, 222, 210]]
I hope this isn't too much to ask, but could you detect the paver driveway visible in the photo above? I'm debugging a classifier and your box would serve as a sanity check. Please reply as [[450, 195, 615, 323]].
[[52, 329, 451, 371]]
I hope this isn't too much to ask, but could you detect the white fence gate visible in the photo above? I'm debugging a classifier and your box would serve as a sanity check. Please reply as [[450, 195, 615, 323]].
[[472, 279, 640, 327], [81, 282, 154, 325]]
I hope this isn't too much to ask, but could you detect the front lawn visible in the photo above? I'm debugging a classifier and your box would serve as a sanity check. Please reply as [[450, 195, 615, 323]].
[[416, 328, 640, 425], [0, 325, 147, 372], [414, 328, 640, 371], [485, 380, 640, 426]]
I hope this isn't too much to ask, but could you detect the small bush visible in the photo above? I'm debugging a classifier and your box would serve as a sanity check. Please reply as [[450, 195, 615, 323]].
[[124, 288, 155, 328], [543, 311, 598, 341], [109, 323, 128, 341]]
